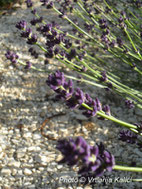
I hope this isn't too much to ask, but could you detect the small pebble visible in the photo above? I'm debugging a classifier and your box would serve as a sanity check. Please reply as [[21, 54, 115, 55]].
[[24, 168, 32, 176], [1, 168, 11, 175]]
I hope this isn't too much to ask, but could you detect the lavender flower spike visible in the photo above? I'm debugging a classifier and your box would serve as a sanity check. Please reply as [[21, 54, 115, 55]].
[[57, 136, 115, 178], [46, 70, 65, 90], [16, 20, 27, 30], [47, 71, 109, 118], [5, 51, 19, 64], [25, 0, 33, 8], [119, 130, 137, 144]]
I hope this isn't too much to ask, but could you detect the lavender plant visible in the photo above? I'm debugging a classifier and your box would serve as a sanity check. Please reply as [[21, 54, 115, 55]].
[[5, 0, 142, 184]]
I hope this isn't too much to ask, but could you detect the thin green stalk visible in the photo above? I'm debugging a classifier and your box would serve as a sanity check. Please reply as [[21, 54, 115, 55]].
[[64, 74, 106, 88], [81, 103, 137, 129], [124, 28, 142, 60], [17, 60, 48, 72], [114, 165, 142, 172]]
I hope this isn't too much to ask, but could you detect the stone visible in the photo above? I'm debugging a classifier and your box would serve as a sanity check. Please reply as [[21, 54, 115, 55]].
[[28, 146, 41, 152], [24, 168, 32, 176], [8, 160, 21, 167], [11, 168, 17, 176], [33, 133, 41, 140], [34, 155, 48, 165], [23, 132, 32, 139], [1, 168, 11, 175], [57, 165, 63, 169], [16, 152, 25, 159]]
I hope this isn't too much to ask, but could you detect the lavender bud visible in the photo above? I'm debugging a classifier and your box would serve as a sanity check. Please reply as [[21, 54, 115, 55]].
[[125, 100, 135, 109], [5, 51, 19, 64], [31, 9, 37, 15], [119, 130, 137, 144], [25, 61, 32, 69], [16, 20, 27, 30], [25, 0, 33, 8], [103, 105, 111, 116], [27, 34, 38, 45]]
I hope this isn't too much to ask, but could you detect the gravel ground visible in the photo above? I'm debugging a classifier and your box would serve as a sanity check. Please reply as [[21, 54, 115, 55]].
[[0, 1, 142, 189]]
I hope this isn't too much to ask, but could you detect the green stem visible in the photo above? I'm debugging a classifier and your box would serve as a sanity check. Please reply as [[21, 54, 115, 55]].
[[81, 103, 137, 129], [124, 28, 142, 60], [114, 165, 142, 172]]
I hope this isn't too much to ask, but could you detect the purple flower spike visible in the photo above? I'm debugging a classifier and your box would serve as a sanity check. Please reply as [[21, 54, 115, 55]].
[[95, 97, 102, 111], [58, 79, 74, 100], [46, 1, 54, 9], [103, 105, 111, 116], [57, 137, 81, 166], [103, 150, 115, 172], [119, 130, 137, 144], [46, 70, 65, 90], [30, 17, 43, 26], [75, 88, 85, 105], [5, 51, 19, 64], [125, 99, 135, 109], [40, 0, 49, 6], [25, 0, 33, 8], [31, 9, 37, 15], [25, 61, 32, 69], [21, 28, 32, 38], [27, 34, 38, 45], [57, 137, 115, 178], [47, 71, 108, 119], [16, 20, 27, 30], [100, 71, 108, 82]]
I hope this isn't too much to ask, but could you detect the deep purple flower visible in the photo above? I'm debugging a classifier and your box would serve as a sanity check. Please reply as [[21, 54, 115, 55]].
[[40, 0, 49, 6], [102, 105, 111, 116], [54, 47, 59, 55], [125, 99, 135, 109], [21, 28, 32, 38], [45, 48, 54, 58], [119, 130, 137, 144], [98, 143, 115, 172], [66, 97, 78, 109], [46, 70, 65, 90], [30, 17, 43, 26], [57, 137, 115, 178], [67, 49, 76, 60], [64, 39, 72, 49], [5, 51, 19, 64], [57, 79, 74, 100], [25, 0, 33, 7], [46, 1, 54, 9], [57, 137, 88, 166], [27, 34, 38, 44], [103, 28, 110, 35], [25, 61, 32, 69], [31, 9, 37, 15], [83, 100, 98, 118], [99, 19, 106, 25], [16, 20, 27, 30], [84, 93, 93, 106], [96, 97, 102, 111], [47, 71, 109, 118], [99, 71, 108, 82], [75, 88, 85, 105]]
